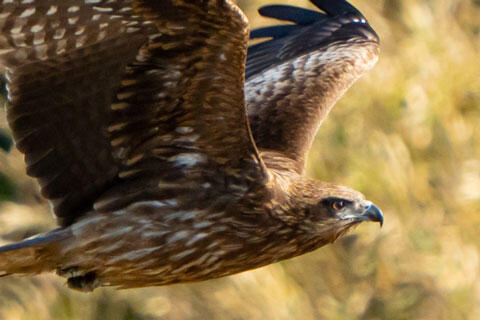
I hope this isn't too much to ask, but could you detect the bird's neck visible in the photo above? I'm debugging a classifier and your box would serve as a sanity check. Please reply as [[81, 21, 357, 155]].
[[260, 149, 317, 211], [257, 153, 339, 257]]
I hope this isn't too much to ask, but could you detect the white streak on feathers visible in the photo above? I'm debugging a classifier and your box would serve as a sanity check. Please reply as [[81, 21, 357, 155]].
[[169, 153, 206, 167]]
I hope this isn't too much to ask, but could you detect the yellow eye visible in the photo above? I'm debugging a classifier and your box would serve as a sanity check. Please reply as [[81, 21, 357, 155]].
[[332, 200, 345, 211]]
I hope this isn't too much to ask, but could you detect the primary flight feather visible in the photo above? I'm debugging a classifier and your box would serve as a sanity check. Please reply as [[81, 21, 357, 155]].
[[0, 0, 382, 291]]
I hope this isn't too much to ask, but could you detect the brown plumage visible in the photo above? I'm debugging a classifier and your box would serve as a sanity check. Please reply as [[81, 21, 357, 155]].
[[0, 0, 382, 291]]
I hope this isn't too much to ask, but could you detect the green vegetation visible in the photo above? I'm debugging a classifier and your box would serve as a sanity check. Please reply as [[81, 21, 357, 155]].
[[0, 129, 12, 152], [0, 0, 479, 319]]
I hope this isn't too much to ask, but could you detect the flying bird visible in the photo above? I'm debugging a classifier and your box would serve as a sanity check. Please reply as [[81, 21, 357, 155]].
[[0, 0, 382, 291]]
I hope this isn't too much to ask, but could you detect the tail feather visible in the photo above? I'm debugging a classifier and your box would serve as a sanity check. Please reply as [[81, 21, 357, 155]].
[[0, 228, 67, 276]]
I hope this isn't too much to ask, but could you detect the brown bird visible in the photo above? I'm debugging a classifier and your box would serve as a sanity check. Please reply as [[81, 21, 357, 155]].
[[0, 0, 382, 291]]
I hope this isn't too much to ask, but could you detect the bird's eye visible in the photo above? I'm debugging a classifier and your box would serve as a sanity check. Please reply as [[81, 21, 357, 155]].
[[332, 200, 345, 211]]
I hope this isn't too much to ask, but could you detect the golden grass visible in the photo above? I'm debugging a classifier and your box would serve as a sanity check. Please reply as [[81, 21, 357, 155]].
[[1, 0, 480, 319]]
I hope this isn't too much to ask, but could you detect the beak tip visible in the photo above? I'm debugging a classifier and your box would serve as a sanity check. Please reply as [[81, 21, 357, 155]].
[[363, 203, 384, 227]]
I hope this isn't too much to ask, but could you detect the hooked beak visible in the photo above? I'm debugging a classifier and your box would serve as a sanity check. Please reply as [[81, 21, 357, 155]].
[[360, 203, 384, 227]]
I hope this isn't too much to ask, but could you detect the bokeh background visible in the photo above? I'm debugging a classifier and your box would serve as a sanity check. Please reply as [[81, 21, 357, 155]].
[[1, 0, 480, 319]]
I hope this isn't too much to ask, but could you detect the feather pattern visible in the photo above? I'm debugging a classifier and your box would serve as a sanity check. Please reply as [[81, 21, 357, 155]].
[[0, 0, 266, 225], [0, 0, 383, 291], [246, 0, 380, 173], [0, 0, 148, 225]]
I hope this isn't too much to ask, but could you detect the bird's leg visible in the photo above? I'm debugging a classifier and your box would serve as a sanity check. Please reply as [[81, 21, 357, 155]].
[[56, 267, 100, 292]]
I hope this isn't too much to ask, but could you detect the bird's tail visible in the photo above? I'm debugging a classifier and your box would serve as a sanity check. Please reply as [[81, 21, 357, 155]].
[[0, 228, 67, 276]]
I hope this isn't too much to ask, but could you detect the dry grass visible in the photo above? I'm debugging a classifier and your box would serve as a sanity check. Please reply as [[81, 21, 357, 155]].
[[1, 0, 479, 319]]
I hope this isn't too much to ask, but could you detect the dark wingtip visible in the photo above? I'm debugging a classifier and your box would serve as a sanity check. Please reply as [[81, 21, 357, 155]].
[[247, 0, 379, 77], [250, 0, 377, 43], [310, 0, 363, 17], [250, 25, 302, 40], [258, 5, 325, 25]]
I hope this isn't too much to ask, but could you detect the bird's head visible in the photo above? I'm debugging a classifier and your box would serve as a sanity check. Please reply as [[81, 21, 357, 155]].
[[289, 180, 383, 243]]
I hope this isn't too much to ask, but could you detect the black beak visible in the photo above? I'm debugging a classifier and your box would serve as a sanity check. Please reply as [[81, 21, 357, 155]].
[[361, 203, 384, 227]]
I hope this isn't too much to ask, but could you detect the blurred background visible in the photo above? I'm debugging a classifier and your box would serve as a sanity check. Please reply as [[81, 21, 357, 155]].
[[1, 0, 479, 319]]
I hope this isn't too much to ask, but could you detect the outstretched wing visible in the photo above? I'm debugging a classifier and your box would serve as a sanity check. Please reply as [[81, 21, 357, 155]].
[[95, 0, 266, 213], [0, 1, 147, 225], [0, 0, 265, 226], [245, 0, 379, 174]]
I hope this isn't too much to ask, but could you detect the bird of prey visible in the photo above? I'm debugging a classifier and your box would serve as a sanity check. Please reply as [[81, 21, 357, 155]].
[[0, 0, 382, 291]]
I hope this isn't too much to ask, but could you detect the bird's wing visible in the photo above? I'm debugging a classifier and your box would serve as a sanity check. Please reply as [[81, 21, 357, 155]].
[[0, 0, 265, 226], [0, 1, 147, 225], [245, 0, 380, 174]]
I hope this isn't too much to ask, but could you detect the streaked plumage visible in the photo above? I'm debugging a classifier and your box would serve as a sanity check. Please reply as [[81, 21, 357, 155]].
[[0, 0, 382, 291]]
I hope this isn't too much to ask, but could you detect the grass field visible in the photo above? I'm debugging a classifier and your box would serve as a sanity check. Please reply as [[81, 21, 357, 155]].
[[1, 0, 479, 319]]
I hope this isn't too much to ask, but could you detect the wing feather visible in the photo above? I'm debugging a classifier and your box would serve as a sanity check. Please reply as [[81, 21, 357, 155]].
[[257, 5, 326, 25], [250, 25, 303, 40], [245, 0, 379, 173], [1, 0, 266, 224], [94, 0, 267, 212], [1, 1, 147, 225]]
